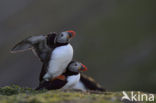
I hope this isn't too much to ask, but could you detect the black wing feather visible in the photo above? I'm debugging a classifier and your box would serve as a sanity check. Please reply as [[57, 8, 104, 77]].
[[11, 32, 57, 62], [80, 74, 105, 91]]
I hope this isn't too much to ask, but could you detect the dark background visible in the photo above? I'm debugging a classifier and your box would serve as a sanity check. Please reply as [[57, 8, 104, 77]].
[[0, 0, 156, 93]]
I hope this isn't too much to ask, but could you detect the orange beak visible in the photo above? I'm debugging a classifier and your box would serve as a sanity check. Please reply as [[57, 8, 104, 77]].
[[80, 64, 88, 71], [66, 30, 76, 38]]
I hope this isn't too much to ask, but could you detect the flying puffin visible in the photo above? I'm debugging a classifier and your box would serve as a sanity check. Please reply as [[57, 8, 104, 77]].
[[36, 61, 88, 90], [11, 30, 76, 81]]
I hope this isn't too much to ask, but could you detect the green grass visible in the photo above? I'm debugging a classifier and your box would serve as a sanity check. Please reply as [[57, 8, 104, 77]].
[[0, 85, 155, 103]]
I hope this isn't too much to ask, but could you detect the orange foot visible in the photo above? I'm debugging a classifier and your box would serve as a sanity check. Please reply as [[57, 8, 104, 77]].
[[50, 75, 66, 81]]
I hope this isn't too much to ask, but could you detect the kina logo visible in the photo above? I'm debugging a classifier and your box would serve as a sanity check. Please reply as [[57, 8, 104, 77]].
[[121, 91, 154, 102]]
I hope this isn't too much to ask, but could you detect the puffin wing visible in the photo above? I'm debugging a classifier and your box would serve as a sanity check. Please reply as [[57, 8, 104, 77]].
[[11, 35, 46, 53], [80, 74, 105, 91], [11, 33, 57, 62]]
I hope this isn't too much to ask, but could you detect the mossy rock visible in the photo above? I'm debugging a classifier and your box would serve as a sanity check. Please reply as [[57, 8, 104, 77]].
[[0, 85, 155, 103]]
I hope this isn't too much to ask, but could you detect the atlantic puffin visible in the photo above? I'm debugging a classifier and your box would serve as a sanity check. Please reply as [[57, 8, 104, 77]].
[[37, 73, 105, 91], [11, 30, 76, 81], [36, 61, 104, 92], [36, 61, 88, 90]]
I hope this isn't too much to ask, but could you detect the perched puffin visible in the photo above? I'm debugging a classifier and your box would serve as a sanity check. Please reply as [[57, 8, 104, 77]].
[[36, 61, 88, 90], [11, 30, 76, 81], [36, 61, 105, 92]]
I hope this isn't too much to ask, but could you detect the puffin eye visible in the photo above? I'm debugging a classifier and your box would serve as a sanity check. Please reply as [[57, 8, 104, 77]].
[[61, 34, 63, 37]]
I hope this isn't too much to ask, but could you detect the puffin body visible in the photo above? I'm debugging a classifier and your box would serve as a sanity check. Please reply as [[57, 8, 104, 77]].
[[44, 43, 73, 80], [11, 30, 76, 81], [36, 61, 87, 90]]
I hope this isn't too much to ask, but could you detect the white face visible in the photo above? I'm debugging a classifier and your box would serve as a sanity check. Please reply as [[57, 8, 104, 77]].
[[68, 61, 82, 73], [56, 32, 71, 43]]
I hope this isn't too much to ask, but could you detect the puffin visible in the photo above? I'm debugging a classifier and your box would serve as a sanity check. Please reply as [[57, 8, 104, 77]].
[[11, 30, 76, 81], [36, 61, 88, 90]]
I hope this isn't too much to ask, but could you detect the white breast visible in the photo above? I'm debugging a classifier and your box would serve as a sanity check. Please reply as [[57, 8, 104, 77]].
[[62, 74, 80, 90], [73, 81, 87, 91], [45, 44, 73, 79]]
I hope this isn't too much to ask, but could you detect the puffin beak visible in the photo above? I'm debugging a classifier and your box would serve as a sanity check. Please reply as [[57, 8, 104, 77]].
[[80, 64, 88, 71], [66, 30, 76, 38]]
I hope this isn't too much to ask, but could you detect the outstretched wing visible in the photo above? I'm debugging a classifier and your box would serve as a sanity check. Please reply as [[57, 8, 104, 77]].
[[11, 35, 46, 52], [11, 33, 57, 62], [80, 74, 105, 91]]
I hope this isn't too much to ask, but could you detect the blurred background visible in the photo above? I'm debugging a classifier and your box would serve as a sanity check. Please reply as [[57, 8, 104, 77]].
[[0, 0, 156, 93]]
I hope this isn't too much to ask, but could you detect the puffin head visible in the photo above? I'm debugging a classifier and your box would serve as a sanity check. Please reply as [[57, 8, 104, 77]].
[[68, 61, 88, 73], [55, 30, 76, 44]]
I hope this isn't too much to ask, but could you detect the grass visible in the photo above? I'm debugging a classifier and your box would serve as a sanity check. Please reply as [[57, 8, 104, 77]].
[[0, 85, 155, 103]]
